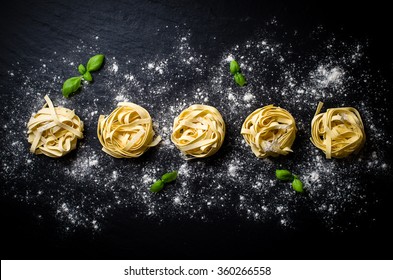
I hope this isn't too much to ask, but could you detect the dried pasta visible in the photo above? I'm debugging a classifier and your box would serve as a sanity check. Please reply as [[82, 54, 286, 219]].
[[241, 105, 297, 158], [310, 102, 365, 159], [97, 102, 161, 158], [171, 104, 225, 159], [27, 95, 84, 158]]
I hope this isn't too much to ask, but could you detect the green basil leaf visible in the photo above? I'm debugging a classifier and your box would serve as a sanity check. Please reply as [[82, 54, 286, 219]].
[[62, 76, 82, 98], [161, 171, 178, 184], [229, 60, 240, 75], [275, 169, 294, 181], [292, 178, 304, 193], [86, 54, 105, 72], [83, 71, 93, 82], [150, 179, 164, 193], [234, 72, 246, 86], [78, 64, 86, 75]]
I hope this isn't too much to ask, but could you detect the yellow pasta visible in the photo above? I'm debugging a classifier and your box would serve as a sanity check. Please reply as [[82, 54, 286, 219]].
[[241, 105, 297, 158], [97, 102, 161, 158], [171, 104, 225, 159], [27, 95, 84, 158], [310, 102, 366, 159]]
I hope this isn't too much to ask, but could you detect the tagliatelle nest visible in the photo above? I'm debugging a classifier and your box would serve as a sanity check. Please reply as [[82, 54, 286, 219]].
[[27, 95, 84, 158], [97, 102, 161, 158], [171, 104, 226, 159], [241, 105, 297, 158], [310, 102, 366, 159]]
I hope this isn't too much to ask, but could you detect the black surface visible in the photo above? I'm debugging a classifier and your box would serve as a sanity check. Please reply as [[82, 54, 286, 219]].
[[1, 0, 393, 260]]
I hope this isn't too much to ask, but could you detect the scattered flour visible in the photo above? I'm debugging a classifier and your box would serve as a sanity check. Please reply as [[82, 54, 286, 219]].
[[1, 22, 392, 233], [111, 63, 118, 73], [228, 163, 239, 177]]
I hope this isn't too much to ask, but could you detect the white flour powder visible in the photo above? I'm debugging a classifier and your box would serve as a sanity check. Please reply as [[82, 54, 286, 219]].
[[1, 24, 391, 233]]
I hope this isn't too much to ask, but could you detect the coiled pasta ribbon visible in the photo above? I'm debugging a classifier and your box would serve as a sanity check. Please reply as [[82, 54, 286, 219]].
[[97, 102, 161, 158], [171, 104, 226, 159], [27, 95, 84, 158], [310, 102, 365, 159], [241, 105, 297, 158]]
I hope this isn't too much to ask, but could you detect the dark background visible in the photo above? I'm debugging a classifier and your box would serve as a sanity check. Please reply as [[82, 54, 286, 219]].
[[1, 0, 392, 259]]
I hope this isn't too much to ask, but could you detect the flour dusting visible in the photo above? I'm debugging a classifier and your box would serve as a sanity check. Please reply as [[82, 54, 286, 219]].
[[1, 22, 392, 233]]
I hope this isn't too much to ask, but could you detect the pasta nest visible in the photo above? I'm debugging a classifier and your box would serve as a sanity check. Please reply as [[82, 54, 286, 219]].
[[310, 102, 366, 159], [27, 95, 84, 158], [241, 105, 297, 158], [171, 104, 226, 159], [97, 102, 161, 158]]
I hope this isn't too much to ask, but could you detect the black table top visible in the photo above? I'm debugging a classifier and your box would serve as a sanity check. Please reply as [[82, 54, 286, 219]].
[[1, 0, 393, 259]]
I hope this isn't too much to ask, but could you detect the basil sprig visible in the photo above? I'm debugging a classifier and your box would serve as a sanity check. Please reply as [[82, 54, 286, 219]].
[[230, 60, 240, 74], [62, 54, 105, 98], [161, 171, 178, 184], [275, 169, 304, 193], [275, 169, 294, 181], [150, 171, 178, 193], [78, 64, 86, 75], [150, 180, 164, 192], [83, 71, 93, 82], [87, 54, 105, 72], [62, 77, 82, 98], [229, 59, 247, 86], [292, 177, 304, 193], [234, 73, 246, 86]]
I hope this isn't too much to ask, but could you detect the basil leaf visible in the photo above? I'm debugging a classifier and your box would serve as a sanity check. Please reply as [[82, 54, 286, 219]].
[[234, 72, 246, 86], [86, 54, 105, 72], [78, 64, 86, 75], [292, 178, 304, 193], [275, 169, 294, 181], [230, 60, 240, 75], [83, 71, 93, 82], [161, 171, 178, 184], [62, 76, 82, 98], [150, 179, 164, 193]]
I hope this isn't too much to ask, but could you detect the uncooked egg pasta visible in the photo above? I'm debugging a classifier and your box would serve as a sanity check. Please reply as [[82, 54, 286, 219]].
[[310, 102, 366, 159], [241, 105, 297, 158], [97, 102, 161, 158], [171, 104, 226, 159], [27, 95, 84, 158]]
